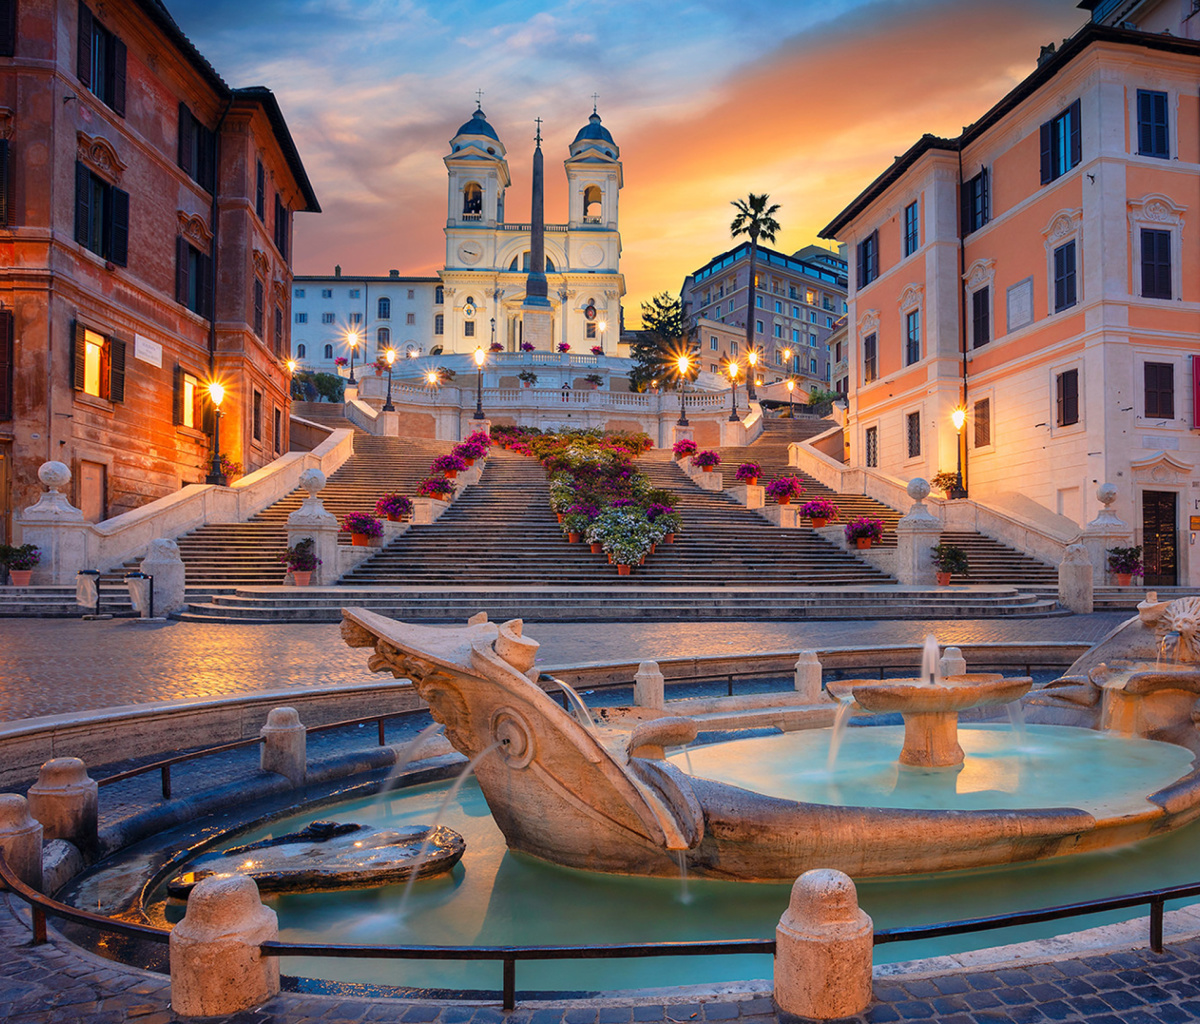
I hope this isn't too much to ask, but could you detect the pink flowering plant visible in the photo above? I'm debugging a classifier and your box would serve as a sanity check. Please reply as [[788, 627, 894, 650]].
[[844, 517, 883, 543], [431, 454, 468, 475], [735, 462, 762, 482], [374, 493, 414, 519], [672, 439, 698, 458], [280, 537, 321, 572], [800, 499, 839, 521], [333, 356, 348, 367], [558, 342, 571, 353], [520, 341, 535, 352], [765, 476, 805, 500], [691, 450, 721, 470], [490, 342, 503, 352], [342, 512, 383, 538], [417, 477, 454, 498], [591, 345, 604, 355]]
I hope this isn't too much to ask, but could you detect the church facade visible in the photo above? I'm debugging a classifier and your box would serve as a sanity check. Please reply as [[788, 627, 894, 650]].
[[437, 108, 625, 355]]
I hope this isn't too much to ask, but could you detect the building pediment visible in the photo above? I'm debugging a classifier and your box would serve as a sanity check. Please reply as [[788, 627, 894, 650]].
[[77, 131, 126, 182], [1130, 451, 1193, 484]]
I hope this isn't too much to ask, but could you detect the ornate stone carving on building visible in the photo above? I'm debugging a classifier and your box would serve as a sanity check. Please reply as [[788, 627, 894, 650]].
[[1128, 193, 1185, 228], [857, 308, 880, 337], [1130, 451, 1192, 486], [1042, 209, 1082, 244], [176, 212, 212, 249], [77, 132, 126, 182], [252, 249, 269, 278], [963, 258, 996, 291], [898, 284, 924, 315]]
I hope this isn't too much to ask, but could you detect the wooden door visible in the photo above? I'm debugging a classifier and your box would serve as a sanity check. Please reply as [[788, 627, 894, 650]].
[[1143, 490, 1178, 587], [79, 461, 107, 523]]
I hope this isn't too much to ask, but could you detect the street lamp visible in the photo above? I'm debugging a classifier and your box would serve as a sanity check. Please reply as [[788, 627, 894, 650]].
[[382, 348, 396, 411], [473, 345, 486, 420], [950, 405, 968, 499], [676, 354, 690, 426], [727, 360, 740, 422], [286, 359, 297, 374], [786, 378, 795, 418], [205, 381, 227, 485], [346, 328, 361, 385], [747, 349, 758, 400], [597, 320, 607, 355]]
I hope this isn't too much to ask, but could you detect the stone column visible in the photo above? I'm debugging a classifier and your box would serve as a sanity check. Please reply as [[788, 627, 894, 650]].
[[774, 869, 874, 1020], [14, 462, 90, 584], [0, 794, 44, 891], [938, 646, 967, 678], [794, 652, 824, 702], [1078, 483, 1132, 583], [286, 469, 340, 586], [1058, 543, 1095, 614], [27, 758, 98, 860], [894, 478, 942, 585], [670, 423, 694, 450], [260, 707, 306, 785], [140, 538, 187, 616], [169, 874, 280, 1017], [633, 660, 665, 709]]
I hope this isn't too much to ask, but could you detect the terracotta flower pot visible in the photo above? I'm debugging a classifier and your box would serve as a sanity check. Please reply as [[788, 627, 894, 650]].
[[607, 553, 613, 564], [556, 513, 564, 523], [8, 570, 31, 586], [1115, 573, 1133, 586], [387, 513, 401, 522], [777, 496, 791, 505], [650, 543, 656, 554], [664, 533, 675, 544], [568, 532, 581, 543], [465, 458, 475, 467], [590, 542, 603, 554], [936, 571, 952, 586], [856, 537, 872, 549], [744, 477, 758, 487], [293, 570, 312, 586], [444, 471, 458, 481], [810, 517, 828, 528], [638, 555, 645, 565], [617, 564, 631, 575], [351, 533, 370, 546]]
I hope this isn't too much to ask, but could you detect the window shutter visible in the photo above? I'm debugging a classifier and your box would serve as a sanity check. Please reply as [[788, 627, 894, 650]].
[[110, 35, 126, 117], [255, 160, 264, 220], [1039, 120, 1052, 184], [1138, 91, 1153, 154], [855, 241, 865, 290], [974, 398, 990, 448], [77, 2, 93, 89], [1156, 231, 1171, 299], [0, 139, 10, 227], [980, 169, 989, 224], [201, 400, 214, 435], [108, 336, 125, 402], [75, 161, 91, 246], [1068, 99, 1081, 168], [254, 278, 264, 336], [959, 179, 970, 236], [109, 186, 129, 266], [0, 309, 12, 421], [72, 320, 87, 390], [177, 103, 193, 172], [869, 230, 879, 280], [175, 235, 189, 304], [200, 126, 216, 193], [201, 252, 214, 319], [173, 364, 184, 425], [0, 0, 15, 57], [1154, 92, 1168, 157]]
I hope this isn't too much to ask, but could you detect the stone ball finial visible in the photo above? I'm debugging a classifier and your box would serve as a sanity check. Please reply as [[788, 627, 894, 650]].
[[299, 468, 327, 497], [38, 461, 71, 491], [1097, 483, 1117, 507], [907, 478, 931, 502], [0, 793, 36, 830], [787, 868, 864, 927]]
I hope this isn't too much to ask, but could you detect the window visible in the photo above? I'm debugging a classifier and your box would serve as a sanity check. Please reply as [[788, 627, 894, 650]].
[[296, 344, 306, 358], [434, 314, 444, 335], [774, 301, 782, 314], [348, 289, 360, 299], [792, 306, 800, 318], [1145, 362, 1174, 419], [791, 329, 800, 344], [755, 320, 763, 334], [773, 324, 782, 338], [586, 323, 596, 339], [377, 327, 390, 346], [903, 200, 919, 256], [811, 357, 818, 374], [274, 307, 283, 355], [856, 230, 879, 288], [1137, 90, 1169, 159], [256, 160, 265, 220], [175, 237, 213, 319], [974, 398, 991, 448], [321, 288, 332, 299], [435, 286, 444, 304], [323, 344, 333, 359], [274, 408, 282, 454], [253, 390, 262, 442], [865, 426, 878, 468], [74, 162, 129, 265], [273, 194, 289, 258], [1056, 368, 1079, 426], [348, 312, 362, 325], [756, 296, 763, 309], [0, 310, 11, 421], [462, 182, 482, 217], [906, 412, 921, 458], [710, 337, 718, 351], [809, 311, 817, 324], [862, 333, 877, 383], [1141, 229, 1171, 299], [77, 4, 126, 115], [728, 301, 734, 314], [406, 312, 415, 325], [464, 321, 475, 337], [710, 364, 717, 373], [1040, 99, 1081, 184], [378, 297, 391, 319], [407, 289, 414, 300], [71, 322, 125, 402], [177, 105, 216, 192], [972, 287, 990, 348], [1053, 241, 1077, 312], [294, 288, 305, 298], [826, 317, 834, 329], [295, 312, 307, 324], [905, 310, 920, 365], [253, 279, 264, 337], [173, 368, 203, 429], [961, 170, 989, 235], [731, 342, 739, 356], [0, 0, 13, 57], [321, 312, 335, 324]]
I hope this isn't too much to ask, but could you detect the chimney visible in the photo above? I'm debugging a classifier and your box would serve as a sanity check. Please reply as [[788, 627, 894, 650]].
[[1037, 42, 1056, 67], [389, 269, 399, 278], [334, 264, 342, 277]]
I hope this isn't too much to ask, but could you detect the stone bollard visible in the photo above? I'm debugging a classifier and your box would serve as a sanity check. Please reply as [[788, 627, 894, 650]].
[[260, 707, 306, 785], [1059, 543, 1094, 614], [0, 794, 44, 891], [141, 538, 187, 616], [939, 646, 967, 678], [27, 757, 98, 860], [169, 874, 280, 1017], [633, 660, 665, 709], [774, 869, 873, 1020], [794, 651, 824, 703]]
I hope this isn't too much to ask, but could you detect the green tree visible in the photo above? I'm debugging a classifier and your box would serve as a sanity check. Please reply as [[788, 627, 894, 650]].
[[730, 193, 781, 400], [629, 293, 695, 392]]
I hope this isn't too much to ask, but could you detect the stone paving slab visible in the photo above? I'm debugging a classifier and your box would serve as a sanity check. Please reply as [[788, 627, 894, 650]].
[[0, 614, 1127, 723]]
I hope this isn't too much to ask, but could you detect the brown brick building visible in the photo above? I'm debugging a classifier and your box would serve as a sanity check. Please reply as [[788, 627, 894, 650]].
[[0, 0, 319, 540]]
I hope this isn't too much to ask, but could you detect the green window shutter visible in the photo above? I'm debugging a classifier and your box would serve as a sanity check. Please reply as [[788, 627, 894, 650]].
[[77, 2, 93, 89], [74, 161, 91, 247], [110, 35, 126, 117], [173, 364, 184, 424], [108, 336, 125, 402], [109, 186, 129, 266], [72, 321, 87, 390]]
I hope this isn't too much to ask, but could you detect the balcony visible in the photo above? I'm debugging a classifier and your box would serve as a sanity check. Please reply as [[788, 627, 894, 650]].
[[462, 212, 482, 222]]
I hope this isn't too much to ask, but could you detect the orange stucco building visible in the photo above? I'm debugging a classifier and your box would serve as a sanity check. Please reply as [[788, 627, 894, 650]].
[[822, 16, 1200, 587], [0, 0, 319, 541]]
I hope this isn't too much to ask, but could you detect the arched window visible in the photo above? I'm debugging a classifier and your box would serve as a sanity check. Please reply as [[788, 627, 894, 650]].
[[510, 252, 556, 273], [377, 297, 390, 319], [435, 285, 444, 304], [462, 182, 482, 218], [297, 344, 306, 358], [546, 255, 555, 272], [377, 327, 390, 346], [434, 314, 444, 335], [405, 343, 421, 358], [583, 185, 602, 222], [323, 344, 333, 359]]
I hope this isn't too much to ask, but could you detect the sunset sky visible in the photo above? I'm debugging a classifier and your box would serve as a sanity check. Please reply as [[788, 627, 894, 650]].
[[169, 0, 1085, 325]]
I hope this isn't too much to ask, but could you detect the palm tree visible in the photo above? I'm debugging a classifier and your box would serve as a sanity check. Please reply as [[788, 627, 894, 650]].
[[730, 194, 781, 400]]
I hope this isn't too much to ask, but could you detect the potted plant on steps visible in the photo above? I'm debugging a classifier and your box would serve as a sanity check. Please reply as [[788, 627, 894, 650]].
[[342, 511, 384, 547], [431, 454, 468, 480], [375, 493, 414, 522], [930, 542, 969, 585], [562, 503, 598, 544], [1107, 546, 1143, 586], [692, 450, 721, 472], [672, 438, 697, 461], [800, 498, 839, 528], [735, 462, 762, 487], [765, 476, 805, 505], [417, 477, 454, 501], [281, 538, 321, 586], [518, 369, 538, 388], [845, 517, 883, 550], [2, 544, 40, 586]]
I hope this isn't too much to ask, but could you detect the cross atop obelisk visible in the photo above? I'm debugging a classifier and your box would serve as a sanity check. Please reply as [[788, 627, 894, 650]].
[[522, 115, 552, 341]]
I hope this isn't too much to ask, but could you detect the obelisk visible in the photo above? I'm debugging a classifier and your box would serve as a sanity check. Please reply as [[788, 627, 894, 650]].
[[521, 118, 553, 349]]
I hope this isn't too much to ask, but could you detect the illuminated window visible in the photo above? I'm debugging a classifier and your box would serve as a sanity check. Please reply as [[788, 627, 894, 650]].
[[72, 323, 125, 402]]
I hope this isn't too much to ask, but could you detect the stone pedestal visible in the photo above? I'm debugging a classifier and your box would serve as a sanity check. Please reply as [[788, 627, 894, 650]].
[[761, 504, 802, 528], [413, 498, 450, 524], [0, 794, 44, 891], [729, 484, 764, 509], [670, 424, 694, 450], [634, 660, 665, 709], [14, 462, 88, 584], [794, 652, 824, 702], [260, 707, 306, 785], [1059, 543, 1095, 614], [140, 538, 187, 616], [774, 869, 873, 1020], [694, 469, 723, 492], [898, 711, 963, 768], [169, 874, 280, 1017], [27, 757, 98, 859], [894, 478, 942, 585], [1079, 483, 1132, 583], [522, 309, 553, 350], [939, 647, 967, 678], [286, 469, 341, 585]]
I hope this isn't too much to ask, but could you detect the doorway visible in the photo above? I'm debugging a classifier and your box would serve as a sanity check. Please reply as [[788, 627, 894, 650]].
[[79, 460, 107, 523], [1143, 490, 1178, 587]]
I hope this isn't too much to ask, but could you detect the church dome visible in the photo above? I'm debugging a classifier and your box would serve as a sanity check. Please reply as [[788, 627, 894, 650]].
[[572, 112, 614, 146], [454, 108, 500, 142]]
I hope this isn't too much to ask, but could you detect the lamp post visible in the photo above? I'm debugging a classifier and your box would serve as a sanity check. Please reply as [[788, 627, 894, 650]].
[[676, 354, 690, 426], [727, 360, 740, 422], [205, 382, 226, 485], [597, 320, 606, 355], [382, 348, 396, 411], [950, 405, 968, 499], [786, 378, 795, 418], [473, 346, 486, 420], [747, 349, 758, 400], [346, 329, 361, 385]]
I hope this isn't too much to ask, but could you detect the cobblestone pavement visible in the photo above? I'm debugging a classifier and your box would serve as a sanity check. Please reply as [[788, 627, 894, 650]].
[[0, 613, 1127, 722]]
